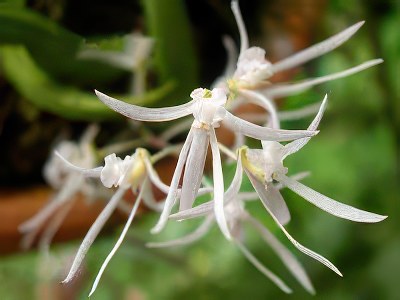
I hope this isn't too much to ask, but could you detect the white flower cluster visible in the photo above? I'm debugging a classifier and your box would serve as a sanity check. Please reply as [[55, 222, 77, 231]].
[[23, 0, 387, 296]]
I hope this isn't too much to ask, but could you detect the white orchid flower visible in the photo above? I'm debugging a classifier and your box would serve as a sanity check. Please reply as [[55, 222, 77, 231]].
[[19, 124, 103, 250], [243, 96, 386, 225], [228, 0, 383, 95], [148, 156, 315, 294], [58, 146, 213, 296], [212, 0, 383, 137], [167, 95, 386, 280], [95, 87, 317, 240]]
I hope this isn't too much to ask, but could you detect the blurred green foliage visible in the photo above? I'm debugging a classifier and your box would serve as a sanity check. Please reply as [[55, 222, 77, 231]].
[[0, 0, 398, 299]]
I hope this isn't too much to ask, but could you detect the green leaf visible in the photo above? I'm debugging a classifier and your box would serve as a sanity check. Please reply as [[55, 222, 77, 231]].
[[0, 7, 124, 84], [1, 46, 175, 121]]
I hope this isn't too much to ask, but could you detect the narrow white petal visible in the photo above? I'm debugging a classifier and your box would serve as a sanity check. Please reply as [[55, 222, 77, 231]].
[[270, 21, 365, 74], [144, 155, 213, 198], [278, 174, 387, 223], [89, 185, 144, 297], [147, 215, 214, 248], [78, 49, 135, 70], [239, 90, 280, 129], [282, 95, 327, 159], [143, 156, 171, 194], [274, 171, 311, 190], [222, 35, 239, 77], [210, 128, 231, 240], [79, 124, 100, 146], [223, 111, 317, 142], [151, 129, 194, 234], [38, 199, 75, 253], [95, 90, 195, 122], [235, 240, 293, 294], [54, 151, 102, 177], [19, 175, 82, 233], [141, 178, 163, 212], [231, 0, 249, 55], [237, 192, 259, 201], [179, 128, 209, 211], [169, 201, 213, 220], [246, 171, 291, 225], [266, 59, 383, 98], [239, 172, 310, 200], [278, 102, 321, 121], [170, 155, 243, 221], [226, 154, 244, 198], [259, 189, 342, 276], [20, 222, 42, 250], [246, 215, 315, 294], [62, 187, 127, 283]]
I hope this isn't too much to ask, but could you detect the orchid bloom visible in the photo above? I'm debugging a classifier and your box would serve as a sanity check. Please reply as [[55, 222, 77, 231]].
[[19, 125, 104, 251], [58, 146, 212, 295], [95, 87, 317, 240], [56, 148, 164, 291], [227, 0, 383, 96], [214, 0, 383, 138], [148, 156, 315, 294], [158, 95, 386, 286]]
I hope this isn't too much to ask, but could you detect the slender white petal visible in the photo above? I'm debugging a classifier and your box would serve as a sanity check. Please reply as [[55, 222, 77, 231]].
[[245, 215, 315, 294], [282, 95, 327, 159], [62, 187, 127, 283], [54, 151, 102, 177], [147, 215, 214, 248], [239, 90, 280, 129], [238, 172, 310, 201], [226, 153, 244, 200], [143, 155, 213, 197], [22, 197, 74, 249], [141, 179, 163, 212], [20, 221, 42, 250], [79, 124, 100, 144], [231, 0, 249, 55], [179, 128, 209, 211], [223, 111, 317, 142], [170, 155, 243, 221], [89, 186, 144, 297], [210, 128, 231, 240], [278, 174, 387, 223], [235, 240, 293, 294], [222, 35, 239, 77], [151, 129, 194, 234], [38, 199, 75, 253], [95, 90, 195, 122], [246, 171, 291, 225], [19, 175, 83, 233], [237, 192, 259, 201], [265, 59, 383, 98], [278, 102, 321, 121], [274, 171, 311, 190], [143, 156, 171, 194], [169, 201, 213, 220], [259, 188, 342, 276], [270, 21, 365, 74]]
